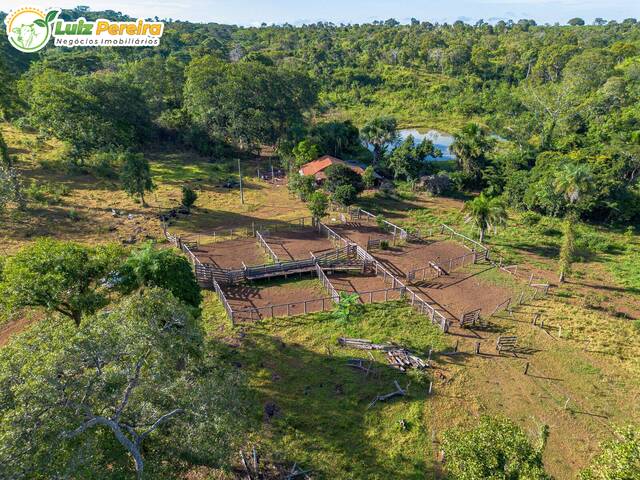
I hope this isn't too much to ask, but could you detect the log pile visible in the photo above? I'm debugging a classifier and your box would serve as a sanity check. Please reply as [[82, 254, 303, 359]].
[[338, 337, 395, 351], [338, 337, 429, 371], [386, 349, 428, 371]]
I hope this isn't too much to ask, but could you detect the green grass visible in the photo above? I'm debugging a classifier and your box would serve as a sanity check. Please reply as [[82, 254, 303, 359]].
[[203, 297, 448, 478]]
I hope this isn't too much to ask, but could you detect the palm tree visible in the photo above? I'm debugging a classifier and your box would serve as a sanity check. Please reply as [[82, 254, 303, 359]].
[[360, 117, 398, 164], [553, 163, 592, 283], [462, 193, 508, 243], [451, 123, 494, 178]]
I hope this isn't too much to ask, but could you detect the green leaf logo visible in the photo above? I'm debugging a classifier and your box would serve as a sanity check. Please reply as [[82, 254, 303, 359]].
[[45, 10, 58, 24]]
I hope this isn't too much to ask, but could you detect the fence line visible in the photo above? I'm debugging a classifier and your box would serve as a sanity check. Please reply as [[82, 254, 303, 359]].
[[231, 286, 406, 321], [351, 243, 450, 332], [316, 264, 340, 304], [256, 231, 279, 263], [407, 250, 481, 283], [318, 221, 350, 247], [211, 276, 235, 325], [440, 224, 489, 256]]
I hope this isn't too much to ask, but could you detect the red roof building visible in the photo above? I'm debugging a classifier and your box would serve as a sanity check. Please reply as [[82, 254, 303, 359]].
[[298, 155, 366, 181]]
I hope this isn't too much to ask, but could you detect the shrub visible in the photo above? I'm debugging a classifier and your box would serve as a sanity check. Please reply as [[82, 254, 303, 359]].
[[332, 184, 358, 206], [181, 185, 198, 211], [442, 416, 550, 480], [86, 151, 121, 179], [521, 211, 542, 226], [363, 165, 376, 189], [324, 163, 364, 194]]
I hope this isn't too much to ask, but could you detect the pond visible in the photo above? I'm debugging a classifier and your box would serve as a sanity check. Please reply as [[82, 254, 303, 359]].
[[395, 128, 456, 161], [365, 128, 456, 161]]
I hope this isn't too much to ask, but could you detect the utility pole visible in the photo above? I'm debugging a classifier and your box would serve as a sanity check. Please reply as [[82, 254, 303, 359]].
[[271, 161, 275, 184], [238, 158, 244, 205]]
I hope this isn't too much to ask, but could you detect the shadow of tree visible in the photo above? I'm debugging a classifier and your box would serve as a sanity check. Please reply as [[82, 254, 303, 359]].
[[217, 326, 436, 478]]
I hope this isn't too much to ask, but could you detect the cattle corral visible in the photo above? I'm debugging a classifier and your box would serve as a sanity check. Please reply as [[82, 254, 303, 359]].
[[164, 207, 548, 336]]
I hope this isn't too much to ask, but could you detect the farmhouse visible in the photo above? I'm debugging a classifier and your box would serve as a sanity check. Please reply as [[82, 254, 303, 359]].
[[299, 155, 371, 182]]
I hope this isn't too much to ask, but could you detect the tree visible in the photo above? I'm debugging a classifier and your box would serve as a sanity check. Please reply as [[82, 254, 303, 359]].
[[568, 17, 585, 26], [117, 242, 202, 308], [324, 164, 364, 194], [442, 416, 551, 479], [181, 185, 198, 211], [0, 289, 246, 479], [184, 56, 317, 149], [387, 135, 440, 180], [288, 172, 316, 201], [553, 163, 592, 282], [121, 152, 154, 206], [310, 121, 361, 157], [462, 193, 508, 243], [363, 165, 376, 189], [0, 239, 124, 326], [451, 123, 494, 180], [292, 139, 320, 167], [332, 184, 357, 206], [307, 191, 329, 219], [0, 131, 25, 209], [21, 70, 151, 160], [581, 425, 640, 480], [361, 117, 398, 164]]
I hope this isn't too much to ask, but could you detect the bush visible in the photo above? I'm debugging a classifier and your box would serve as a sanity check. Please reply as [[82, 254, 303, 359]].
[[363, 165, 376, 189], [324, 163, 364, 194], [521, 211, 542, 226], [25, 180, 70, 205], [332, 184, 358, 206], [442, 416, 550, 480], [86, 151, 121, 179], [117, 242, 202, 308], [181, 185, 198, 210]]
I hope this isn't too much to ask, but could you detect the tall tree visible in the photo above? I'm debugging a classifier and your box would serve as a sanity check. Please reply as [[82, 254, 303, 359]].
[[553, 163, 592, 282], [0, 239, 124, 325], [387, 135, 440, 180], [0, 289, 246, 479], [184, 56, 317, 149], [451, 123, 494, 180], [360, 117, 398, 164], [462, 193, 508, 243]]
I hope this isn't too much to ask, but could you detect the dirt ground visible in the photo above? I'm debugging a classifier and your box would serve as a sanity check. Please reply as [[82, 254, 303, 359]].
[[331, 222, 468, 277], [413, 266, 513, 322], [329, 221, 509, 322], [194, 238, 265, 269], [263, 227, 335, 261], [222, 277, 328, 320], [326, 271, 403, 303]]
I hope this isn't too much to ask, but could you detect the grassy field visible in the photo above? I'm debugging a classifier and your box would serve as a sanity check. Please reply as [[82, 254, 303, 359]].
[[203, 297, 450, 479], [2, 121, 640, 478], [0, 122, 308, 254]]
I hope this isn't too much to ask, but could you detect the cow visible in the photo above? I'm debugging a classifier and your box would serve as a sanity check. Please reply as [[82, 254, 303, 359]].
[[12, 23, 37, 49]]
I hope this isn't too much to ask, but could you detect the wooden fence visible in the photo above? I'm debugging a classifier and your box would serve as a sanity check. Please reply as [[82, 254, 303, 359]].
[[316, 264, 340, 304], [256, 230, 279, 263], [440, 224, 489, 258], [317, 221, 350, 247], [351, 243, 450, 332], [231, 286, 405, 322], [211, 276, 235, 325]]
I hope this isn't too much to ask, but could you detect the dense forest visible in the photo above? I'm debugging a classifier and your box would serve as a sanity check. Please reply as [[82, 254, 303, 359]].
[[1, 7, 640, 479], [1, 8, 640, 223]]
